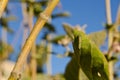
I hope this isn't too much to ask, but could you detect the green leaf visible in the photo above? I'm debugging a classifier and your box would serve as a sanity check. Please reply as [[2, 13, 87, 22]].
[[0, 17, 14, 33], [63, 23, 74, 40], [88, 30, 106, 47], [0, 41, 13, 60], [6, 16, 16, 21], [52, 12, 70, 19], [36, 42, 47, 70], [32, 3, 43, 17], [51, 35, 71, 46], [51, 35, 66, 44], [64, 28, 109, 80], [44, 22, 56, 32]]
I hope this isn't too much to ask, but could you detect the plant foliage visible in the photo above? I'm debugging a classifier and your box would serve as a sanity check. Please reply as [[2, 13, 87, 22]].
[[63, 24, 109, 80]]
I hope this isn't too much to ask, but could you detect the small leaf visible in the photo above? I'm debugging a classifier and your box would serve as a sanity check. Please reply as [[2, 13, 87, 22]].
[[36, 43, 47, 68], [88, 30, 106, 47], [63, 23, 74, 40], [51, 35, 71, 46], [52, 12, 70, 19], [51, 35, 66, 44], [0, 17, 14, 33], [44, 22, 56, 32], [6, 16, 16, 21], [0, 41, 13, 60]]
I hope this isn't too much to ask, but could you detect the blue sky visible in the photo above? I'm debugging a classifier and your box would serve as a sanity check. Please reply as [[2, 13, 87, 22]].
[[5, 0, 120, 75]]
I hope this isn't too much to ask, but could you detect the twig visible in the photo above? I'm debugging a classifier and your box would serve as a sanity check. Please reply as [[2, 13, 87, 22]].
[[28, 0, 37, 79], [105, 0, 113, 80], [46, 34, 54, 75], [0, 0, 8, 18], [8, 0, 59, 79]]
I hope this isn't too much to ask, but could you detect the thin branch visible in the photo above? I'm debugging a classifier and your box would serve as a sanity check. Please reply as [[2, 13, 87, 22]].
[[8, 0, 59, 79], [105, 0, 112, 25], [21, 2, 30, 77], [0, 0, 8, 18], [21, 3, 29, 46], [115, 5, 120, 24], [105, 0, 113, 48], [46, 35, 52, 75], [28, 0, 37, 79], [105, 0, 114, 80], [11, 23, 23, 47]]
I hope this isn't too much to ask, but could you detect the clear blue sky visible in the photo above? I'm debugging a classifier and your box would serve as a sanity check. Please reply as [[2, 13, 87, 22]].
[[7, 0, 120, 75]]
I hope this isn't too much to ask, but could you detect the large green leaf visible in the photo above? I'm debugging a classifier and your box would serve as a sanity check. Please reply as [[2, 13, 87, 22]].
[[64, 24, 109, 80], [63, 23, 107, 47]]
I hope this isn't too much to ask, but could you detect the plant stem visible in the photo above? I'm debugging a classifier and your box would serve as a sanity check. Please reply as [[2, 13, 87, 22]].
[[0, 0, 8, 18], [1, 27, 8, 59], [28, 0, 37, 79], [30, 45, 36, 80], [8, 0, 59, 79], [105, 0, 113, 80], [46, 35, 52, 75], [21, 3, 29, 46], [21, 2, 30, 77], [115, 5, 120, 28], [105, 0, 112, 25]]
